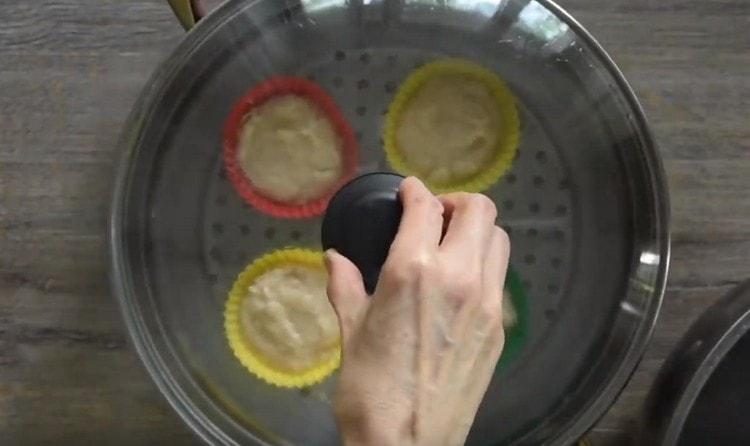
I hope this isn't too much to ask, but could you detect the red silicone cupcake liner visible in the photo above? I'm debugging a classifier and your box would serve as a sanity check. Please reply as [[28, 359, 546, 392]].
[[223, 77, 359, 219]]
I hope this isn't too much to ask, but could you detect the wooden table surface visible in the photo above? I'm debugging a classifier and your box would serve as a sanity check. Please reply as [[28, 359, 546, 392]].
[[0, 0, 748, 444]]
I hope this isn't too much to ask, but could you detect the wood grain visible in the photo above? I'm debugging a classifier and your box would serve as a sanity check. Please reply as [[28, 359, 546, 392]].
[[566, 0, 750, 443], [0, 0, 748, 444]]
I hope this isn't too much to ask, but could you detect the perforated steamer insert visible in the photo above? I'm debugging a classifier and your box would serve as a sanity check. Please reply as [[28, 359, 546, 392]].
[[110, 1, 669, 445], [206, 48, 570, 335]]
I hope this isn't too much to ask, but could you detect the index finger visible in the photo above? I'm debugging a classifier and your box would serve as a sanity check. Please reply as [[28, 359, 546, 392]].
[[388, 177, 444, 256], [438, 192, 498, 261]]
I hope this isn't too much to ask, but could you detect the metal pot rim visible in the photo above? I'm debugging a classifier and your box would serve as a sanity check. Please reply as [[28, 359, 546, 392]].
[[640, 280, 750, 445], [108, 0, 671, 444]]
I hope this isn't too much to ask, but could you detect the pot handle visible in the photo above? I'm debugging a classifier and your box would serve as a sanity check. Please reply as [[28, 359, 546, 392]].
[[167, 0, 223, 29], [166, 0, 195, 29]]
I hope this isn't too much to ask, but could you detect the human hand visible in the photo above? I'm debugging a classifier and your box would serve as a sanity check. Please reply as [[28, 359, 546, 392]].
[[325, 176, 510, 446]]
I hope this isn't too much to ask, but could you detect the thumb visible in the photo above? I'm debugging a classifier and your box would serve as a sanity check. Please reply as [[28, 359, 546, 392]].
[[324, 249, 369, 342]]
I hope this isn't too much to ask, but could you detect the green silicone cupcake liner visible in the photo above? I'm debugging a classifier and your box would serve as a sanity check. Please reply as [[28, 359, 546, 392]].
[[497, 266, 529, 371]]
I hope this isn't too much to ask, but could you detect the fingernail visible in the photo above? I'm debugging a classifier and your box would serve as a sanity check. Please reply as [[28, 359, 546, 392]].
[[324, 249, 337, 270]]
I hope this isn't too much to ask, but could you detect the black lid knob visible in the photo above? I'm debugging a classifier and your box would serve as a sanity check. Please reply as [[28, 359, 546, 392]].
[[321, 173, 405, 294]]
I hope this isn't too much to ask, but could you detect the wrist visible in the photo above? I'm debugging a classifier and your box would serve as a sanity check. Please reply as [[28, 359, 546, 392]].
[[340, 430, 399, 446], [336, 409, 402, 446]]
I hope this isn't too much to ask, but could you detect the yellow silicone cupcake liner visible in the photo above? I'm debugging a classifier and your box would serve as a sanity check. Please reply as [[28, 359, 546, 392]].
[[224, 248, 341, 388], [384, 58, 521, 193]]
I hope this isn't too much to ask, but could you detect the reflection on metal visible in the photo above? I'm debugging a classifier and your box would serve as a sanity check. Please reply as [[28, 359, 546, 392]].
[[302, 0, 347, 14], [406, 0, 505, 18], [517, 1, 568, 40], [640, 251, 660, 266], [452, 0, 505, 17], [515, 0, 575, 55], [621, 300, 644, 317], [631, 275, 657, 294], [629, 252, 661, 294]]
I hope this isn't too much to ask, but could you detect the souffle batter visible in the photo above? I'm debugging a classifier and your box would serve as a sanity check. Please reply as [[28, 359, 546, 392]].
[[238, 95, 344, 204], [395, 74, 502, 185], [240, 265, 340, 372]]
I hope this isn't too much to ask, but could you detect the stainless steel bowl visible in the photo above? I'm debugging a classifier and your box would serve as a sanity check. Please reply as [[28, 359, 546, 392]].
[[109, 0, 669, 444], [639, 280, 750, 445]]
